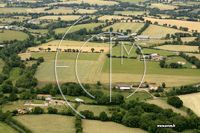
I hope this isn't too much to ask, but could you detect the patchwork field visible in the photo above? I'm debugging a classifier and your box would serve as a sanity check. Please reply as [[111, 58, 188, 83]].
[[144, 17, 200, 32], [103, 22, 144, 33], [77, 105, 111, 116], [114, 11, 149, 15], [98, 15, 131, 21], [49, 0, 119, 6], [178, 93, 200, 117], [141, 25, 188, 37], [0, 16, 31, 23], [0, 122, 17, 133], [155, 45, 199, 52], [146, 99, 188, 116], [54, 23, 104, 34], [76, 9, 97, 14], [148, 3, 178, 10], [0, 30, 29, 43], [186, 53, 200, 59], [37, 15, 81, 21], [82, 120, 149, 133], [14, 115, 76, 133]]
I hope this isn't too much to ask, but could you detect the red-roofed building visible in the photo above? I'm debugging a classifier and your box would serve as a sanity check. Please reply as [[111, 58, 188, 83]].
[[150, 85, 159, 90], [18, 109, 26, 115]]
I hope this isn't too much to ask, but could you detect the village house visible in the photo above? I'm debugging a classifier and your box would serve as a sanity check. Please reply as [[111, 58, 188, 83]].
[[132, 83, 148, 88], [37, 94, 52, 99], [150, 53, 163, 61], [150, 84, 159, 90], [75, 98, 84, 103], [49, 100, 66, 105]]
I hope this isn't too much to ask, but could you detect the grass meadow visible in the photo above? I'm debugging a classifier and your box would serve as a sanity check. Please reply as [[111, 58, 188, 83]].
[[77, 105, 111, 116], [166, 56, 194, 68], [13, 114, 76, 133], [0, 122, 17, 133], [146, 99, 188, 116], [178, 93, 200, 117], [82, 119, 149, 133], [103, 22, 144, 33], [141, 25, 188, 37], [7, 68, 21, 85], [155, 45, 199, 52], [0, 59, 4, 74], [54, 23, 104, 34], [0, 30, 29, 43], [148, 3, 178, 10]]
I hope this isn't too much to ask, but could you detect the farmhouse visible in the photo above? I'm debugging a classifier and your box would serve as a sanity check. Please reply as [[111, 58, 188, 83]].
[[37, 94, 52, 99], [132, 83, 148, 88], [75, 98, 84, 103], [49, 100, 66, 105], [150, 85, 159, 90], [151, 55, 163, 61], [18, 109, 26, 115]]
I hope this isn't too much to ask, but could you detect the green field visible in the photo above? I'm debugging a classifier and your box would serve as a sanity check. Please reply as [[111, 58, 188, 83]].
[[31, 52, 101, 61], [141, 24, 188, 37], [0, 30, 29, 43], [0, 59, 4, 74], [0, 122, 17, 133], [55, 95, 95, 103], [77, 105, 112, 116], [188, 2, 200, 5], [82, 119, 149, 133], [155, 45, 199, 52], [28, 29, 48, 34], [103, 23, 144, 33], [14, 114, 75, 133], [7, 68, 21, 85], [114, 11, 149, 15], [166, 56, 194, 68], [54, 23, 104, 34], [118, 0, 148, 3], [35, 59, 102, 83], [0, 16, 31, 23]]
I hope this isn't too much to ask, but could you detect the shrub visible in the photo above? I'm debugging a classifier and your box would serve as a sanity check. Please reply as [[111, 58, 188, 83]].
[[167, 96, 183, 108], [99, 111, 108, 121]]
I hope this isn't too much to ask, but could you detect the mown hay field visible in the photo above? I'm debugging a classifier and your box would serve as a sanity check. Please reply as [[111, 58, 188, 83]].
[[0, 30, 29, 43], [49, 0, 119, 6], [141, 25, 188, 37], [82, 120, 149, 133], [146, 99, 188, 116], [26, 7, 74, 14], [31, 52, 101, 61], [178, 93, 200, 117], [0, 122, 17, 133], [0, 8, 27, 13], [98, 15, 131, 21], [77, 105, 111, 116], [144, 17, 200, 32], [118, 0, 148, 3], [37, 40, 110, 47], [54, 23, 104, 34], [13, 115, 76, 133], [103, 22, 144, 33], [76, 9, 97, 14], [155, 45, 199, 52], [0, 16, 31, 23], [18, 53, 31, 60], [37, 15, 81, 21], [186, 53, 200, 59], [29, 46, 110, 53], [114, 11, 149, 15], [148, 3, 178, 10]]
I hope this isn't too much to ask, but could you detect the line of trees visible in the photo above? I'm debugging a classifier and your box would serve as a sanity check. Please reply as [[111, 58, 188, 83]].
[[180, 52, 200, 68]]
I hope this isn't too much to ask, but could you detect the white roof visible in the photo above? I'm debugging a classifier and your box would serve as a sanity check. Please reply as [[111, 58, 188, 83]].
[[120, 87, 130, 90]]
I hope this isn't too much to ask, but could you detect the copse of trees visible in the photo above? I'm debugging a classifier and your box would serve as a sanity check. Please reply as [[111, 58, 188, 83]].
[[75, 116, 83, 133], [167, 96, 183, 108]]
